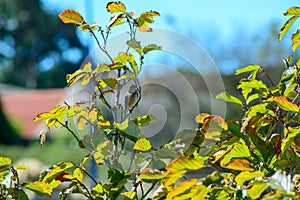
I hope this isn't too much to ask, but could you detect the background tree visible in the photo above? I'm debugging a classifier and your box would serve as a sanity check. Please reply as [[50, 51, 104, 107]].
[[0, 0, 87, 88]]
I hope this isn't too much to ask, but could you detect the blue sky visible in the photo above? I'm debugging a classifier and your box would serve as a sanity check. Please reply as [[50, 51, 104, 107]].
[[42, 0, 300, 73]]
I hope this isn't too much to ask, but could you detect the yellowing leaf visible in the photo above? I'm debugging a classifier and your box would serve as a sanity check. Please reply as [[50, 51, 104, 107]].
[[134, 114, 156, 126], [108, 14, 125, 28], [202, 115, 228, 131], [24, 181, 52, 198], [91, 183, 104, 197], [58, 9, 84, 24], [134, 138, 152, 151], [267, 96, 299, 112], [284, 6, 300, 16], [99, 78, 118, 89], [292, 29, 300, 51], [127, 39, 142, 54], [195, 113, 210, 123], [0, 157, 12, 167], [225, 158, 253, 171], [42, 162, 74, 183], [235, 65, 261, 75], [137, 11, 160, 32], [114, 118, 129, 130], [106, 2, 126, 13], [166, 178, 198, 200], [247, 181, 268, 199], [138, 168, 166, 180], [142, 44, 162, 54], [216, 92, 243, 106], [122, 191, 136, 199], [166, 156, 205, 172], [279, 16, 298, 41], [235, 171, 264, 185]]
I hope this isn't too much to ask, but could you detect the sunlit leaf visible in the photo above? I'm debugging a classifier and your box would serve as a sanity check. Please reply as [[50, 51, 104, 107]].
[[237, 79, 267, 100], [166, 156, 205, 172], [279, 16, 299, 41], [284, 6, 300, 16], [58, 9, 85, 24], [220, 142, 251, 167], [108, 13, 125, 28], [134, 138, 152, 151], [235, 171, 264, 186], [246, 93, 261, 105], [0, 157, 12, 167], [267, 96, 299, 112], [99, 78, 118, 89], [91, 183, 104, 197], [114, 118, 129, 130], [94, 64, 111, 73], [78, 22, 99, 32], [247, 181, 268, 199], [166, 178, 198, 200], [42, 162, 74, 183], [195, 113, 210, 123], [106, 2, 126, 13], [216, 92, 243, 106], [235, 65, 261, 75], [142, 44, 162, 54], [128, 54, 139, 76], [134, 114, 156, 126], [137, 11, 160, 32], [138, 167, 166, 180], [122, 191, 136, 200], [224, 158, 253, 171], [292, 29, 300, 51], [24, 181, 52, 198]]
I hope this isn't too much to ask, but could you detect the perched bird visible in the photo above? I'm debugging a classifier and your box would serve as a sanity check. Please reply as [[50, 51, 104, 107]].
[[125, 84, 140, 113]]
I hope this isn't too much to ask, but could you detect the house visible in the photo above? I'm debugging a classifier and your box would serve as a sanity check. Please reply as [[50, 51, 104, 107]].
[[0, 84, 67, 140]]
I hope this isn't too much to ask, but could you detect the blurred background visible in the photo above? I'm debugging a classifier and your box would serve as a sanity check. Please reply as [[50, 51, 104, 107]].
[[1, 0, 300, 198]]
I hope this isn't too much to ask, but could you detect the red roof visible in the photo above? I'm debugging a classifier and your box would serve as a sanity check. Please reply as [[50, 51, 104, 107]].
[[1, 88, 66, 139]]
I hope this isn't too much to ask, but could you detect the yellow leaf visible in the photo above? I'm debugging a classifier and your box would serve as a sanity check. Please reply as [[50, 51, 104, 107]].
[[106, 2, 126, 13], [58, 9, 84, 24], [195, 113, 210, 123], [134, 138, 152, 151], [166, 178, 198, 200]]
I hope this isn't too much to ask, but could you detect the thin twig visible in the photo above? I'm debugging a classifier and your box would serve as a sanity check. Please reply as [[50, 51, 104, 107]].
[[89, 29, 114, 63], [97, 85, 112, 109], [57, 120, 83, 148]]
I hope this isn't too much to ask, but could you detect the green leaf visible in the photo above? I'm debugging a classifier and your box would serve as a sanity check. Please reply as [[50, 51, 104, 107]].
[[292, 29, 300, 51], [284, 6, 300, 16], [235, 171, 264, 186], [114, 118, 129, 130], [246, 181, 268, 199], [238, 79, 267, 100], [18, 189, 30, 200], [137, 11, 160, 32], [91, 183, 104, 197], [133, 138, 152, 151], [58, 9, 85, 24], [134, 114, 156, 126], [142, 44, 162, 54], [246, 93, 261, 104], [267, 96, 299, 112], [106, 2, 126, 13], [127, 39, 142, 54], [23, 181, 52, 198], [138, 167, 166, 180], [216, 92, 243, 106], [0, 157, 12, 167], [235, 65, 261, 75], [99, 78, 118, 89], [279, 16, 298, 41], [128, 54, 139, 77]]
